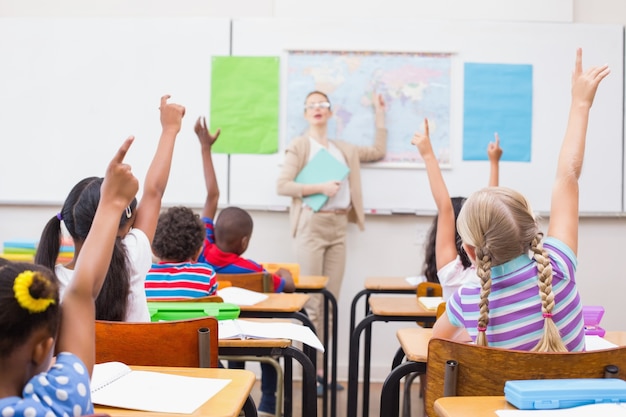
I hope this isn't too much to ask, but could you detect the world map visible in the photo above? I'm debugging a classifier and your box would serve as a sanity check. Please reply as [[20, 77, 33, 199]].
[[285, 50, 452, 165]]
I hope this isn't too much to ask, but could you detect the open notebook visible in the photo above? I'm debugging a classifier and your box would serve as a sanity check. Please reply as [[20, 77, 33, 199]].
[[90, 362, 230, 414], [218, 319, 325, 352]]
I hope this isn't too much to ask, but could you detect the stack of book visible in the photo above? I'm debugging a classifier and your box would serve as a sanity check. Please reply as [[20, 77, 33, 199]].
[[1, 237, 75, 263], [56, 236, 75, 264], [1, 239, 37, 262]]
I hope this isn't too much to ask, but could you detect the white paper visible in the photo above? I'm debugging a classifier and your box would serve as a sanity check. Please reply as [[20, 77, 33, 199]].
[[418, 296, 444, 311], [497, 402, 626, 416], [90, 362, 231, 414], [218, 319, 325, 352], [217, 286, 269, 306], [405, 275, 425, 286], [585, 335, 618, 351]]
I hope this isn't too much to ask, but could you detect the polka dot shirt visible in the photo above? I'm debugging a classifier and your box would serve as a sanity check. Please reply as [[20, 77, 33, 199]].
[[0, 352, 94, 417]]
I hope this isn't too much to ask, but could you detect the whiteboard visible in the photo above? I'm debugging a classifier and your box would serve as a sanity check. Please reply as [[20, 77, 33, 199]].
[[230, 18, 624, 214], [0, 17, 231, 207]]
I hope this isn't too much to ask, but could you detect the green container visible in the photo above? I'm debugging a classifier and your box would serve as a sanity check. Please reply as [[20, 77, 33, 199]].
[[147, 301, 240, 322]]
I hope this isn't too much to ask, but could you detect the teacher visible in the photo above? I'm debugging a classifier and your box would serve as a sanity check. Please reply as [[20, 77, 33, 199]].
[[276, 90, 387, 388]]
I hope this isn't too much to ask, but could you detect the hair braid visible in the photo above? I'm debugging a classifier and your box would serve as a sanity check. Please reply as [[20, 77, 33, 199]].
[[530, 234, 567, 352], [475, 247, 492, 347]]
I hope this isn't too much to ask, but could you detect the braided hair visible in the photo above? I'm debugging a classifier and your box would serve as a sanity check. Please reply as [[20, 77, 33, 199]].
[[457, 187, 566, 351]]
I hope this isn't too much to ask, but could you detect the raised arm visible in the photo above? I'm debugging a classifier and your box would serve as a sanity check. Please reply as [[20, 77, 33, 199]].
[[133, 95, 185, 242], [487, 132, 502, 187], [56, 137, 139, 375], [195, 116, 221, 219], [548, 48, 610, 254], [358, 93, 388, 162], [412, 119, 457, 269]]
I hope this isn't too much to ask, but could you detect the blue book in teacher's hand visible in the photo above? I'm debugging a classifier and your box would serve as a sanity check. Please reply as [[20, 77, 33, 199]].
[[295, 148, 350, 212]]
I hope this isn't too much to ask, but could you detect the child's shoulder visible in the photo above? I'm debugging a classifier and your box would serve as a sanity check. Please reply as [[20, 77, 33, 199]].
[[4, 353, 93, 417]]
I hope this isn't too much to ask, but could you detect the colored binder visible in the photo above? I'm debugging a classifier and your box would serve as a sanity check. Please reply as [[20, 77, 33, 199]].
[[147, 301, 240, 322], [295, 148, 350, 212]]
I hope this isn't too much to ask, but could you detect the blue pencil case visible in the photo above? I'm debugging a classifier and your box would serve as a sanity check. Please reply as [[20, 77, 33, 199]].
[[504, 378, 626, 410]]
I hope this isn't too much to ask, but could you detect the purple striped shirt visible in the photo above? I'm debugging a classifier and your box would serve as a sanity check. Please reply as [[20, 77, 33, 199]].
[[447, 237, 585, 351]]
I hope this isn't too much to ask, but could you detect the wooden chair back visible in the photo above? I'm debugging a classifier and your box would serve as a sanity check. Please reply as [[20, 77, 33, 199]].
[[215, 272, 274, 293], [416, 282, 442, 298], [95, 316, 219, 368], [424, 338, 626, 417], [435, 302, 446, 319]]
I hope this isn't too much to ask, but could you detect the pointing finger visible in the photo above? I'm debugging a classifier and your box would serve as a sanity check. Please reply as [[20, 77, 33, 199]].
[[111, 136, 134, 164], [574, 48, 582, 77], [160, 94, 171, 108]]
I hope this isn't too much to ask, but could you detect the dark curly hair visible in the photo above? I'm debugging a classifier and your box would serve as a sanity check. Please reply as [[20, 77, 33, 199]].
[[152, 206, 205, 262], [0, 259, 60, 356], [422, 196, 472, 283]]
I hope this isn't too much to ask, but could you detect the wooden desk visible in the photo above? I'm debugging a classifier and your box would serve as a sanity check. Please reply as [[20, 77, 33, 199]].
[[239, 293, 310, 314], [219, 336, 317, 417], [434, 396, 514, 417], [347, 296, 436, 417], [349, 277, 417, 335], [296, 274, 329, 290], [605, 331, 626, 346], [220, 337, 315, 417], [94, 366, 255, 417], [378, 327, 433, 417], [295, 275, 338, 417]]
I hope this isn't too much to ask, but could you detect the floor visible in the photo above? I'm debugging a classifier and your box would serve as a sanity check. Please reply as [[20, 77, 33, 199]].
[[248, 378, 426, 417]]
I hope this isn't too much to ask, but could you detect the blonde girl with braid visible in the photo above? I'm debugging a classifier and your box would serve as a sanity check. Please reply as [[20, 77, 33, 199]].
[[432, 48, 610, 352], [0, 138, 138, 417]]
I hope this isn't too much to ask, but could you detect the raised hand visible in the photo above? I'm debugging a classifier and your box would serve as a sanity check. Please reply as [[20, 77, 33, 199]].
[[411, 118, 434, 157], [373, 93, 386, 113], [159, 94, 186, 133], [195, 116, 221, 148], [101, 136, 139, 210], [571, 48, 610, 108], [487, 132, 503, 163]]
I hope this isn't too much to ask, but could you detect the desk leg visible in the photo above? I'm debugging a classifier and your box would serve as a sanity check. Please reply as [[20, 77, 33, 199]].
[[280, 346, 317, 417], [243, 395, 258, 417], [347, 315, 376, 417], [284, 356, 292, 417], [349, 289, 370, 335], [379, 361, 426, 417], [392, 347, 406, 370], [323, 289, 338, 417]]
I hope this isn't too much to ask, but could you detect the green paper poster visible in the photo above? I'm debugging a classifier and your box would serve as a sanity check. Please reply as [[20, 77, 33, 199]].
[[210, 56, 279, 154]]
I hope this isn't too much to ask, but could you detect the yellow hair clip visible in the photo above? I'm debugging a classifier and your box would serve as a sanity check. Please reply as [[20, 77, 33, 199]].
[[13, 270, 55, 313]]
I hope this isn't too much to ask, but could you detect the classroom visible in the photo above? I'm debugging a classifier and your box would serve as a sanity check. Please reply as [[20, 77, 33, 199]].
[[1, 0, 626, 414]]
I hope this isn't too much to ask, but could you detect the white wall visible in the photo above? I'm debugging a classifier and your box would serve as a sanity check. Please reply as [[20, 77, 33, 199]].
[[2, 0, 626, 382]]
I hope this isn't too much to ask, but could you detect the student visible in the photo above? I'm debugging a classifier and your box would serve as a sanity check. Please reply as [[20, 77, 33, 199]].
[[0, 137, 138, 416], [35, 95, 185, 322], [417, 129, 502, 300], [276, 91, 386, 390], [194, 116, 293, 417], [433, 49, 610, 352], [145, 206, 218, 300]]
